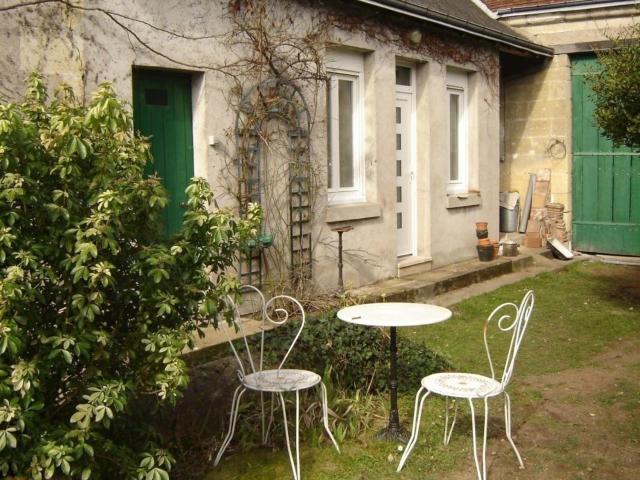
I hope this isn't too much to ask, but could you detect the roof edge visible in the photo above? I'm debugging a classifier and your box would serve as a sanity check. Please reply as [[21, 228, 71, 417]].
[[496, 0, 639, 17], [352, 0, 553, 57]]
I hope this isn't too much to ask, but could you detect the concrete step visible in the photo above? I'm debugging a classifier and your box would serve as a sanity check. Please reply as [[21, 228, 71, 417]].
[[347, 254, 534, 303]]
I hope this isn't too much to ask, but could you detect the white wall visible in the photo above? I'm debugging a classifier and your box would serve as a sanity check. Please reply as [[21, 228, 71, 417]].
[[0, 0, 502, 291]]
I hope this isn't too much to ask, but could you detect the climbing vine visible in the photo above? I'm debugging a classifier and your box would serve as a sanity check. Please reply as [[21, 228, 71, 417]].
[[0, 0, 501, 297]]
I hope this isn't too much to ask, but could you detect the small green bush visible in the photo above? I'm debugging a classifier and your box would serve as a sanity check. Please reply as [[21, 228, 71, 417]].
[[258, 311, 450, 393], [588, 24, 640, 149]]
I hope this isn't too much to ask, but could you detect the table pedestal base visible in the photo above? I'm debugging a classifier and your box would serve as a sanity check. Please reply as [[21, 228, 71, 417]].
[[376, 422, 409, 442], [377, 326, 410, 442]]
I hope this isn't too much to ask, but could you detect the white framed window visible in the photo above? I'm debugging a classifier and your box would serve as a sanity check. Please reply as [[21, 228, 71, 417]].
[[446, 70, 468, 195], [327, 50, 365, 204]]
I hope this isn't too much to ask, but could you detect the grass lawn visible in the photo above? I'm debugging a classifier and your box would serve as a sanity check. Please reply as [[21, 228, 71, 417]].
[[205, 261, 640, 479]]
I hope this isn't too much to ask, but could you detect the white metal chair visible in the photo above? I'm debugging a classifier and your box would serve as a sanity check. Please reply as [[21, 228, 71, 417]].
[[213, 285, 340, 480], [397, 290, 535, 479]]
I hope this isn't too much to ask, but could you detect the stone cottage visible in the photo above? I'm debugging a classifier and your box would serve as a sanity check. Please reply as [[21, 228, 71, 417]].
[[0, 0, 552, 291]]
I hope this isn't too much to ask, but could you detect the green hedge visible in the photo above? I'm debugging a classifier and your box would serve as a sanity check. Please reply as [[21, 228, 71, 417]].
[[254, 311, 450, 393]]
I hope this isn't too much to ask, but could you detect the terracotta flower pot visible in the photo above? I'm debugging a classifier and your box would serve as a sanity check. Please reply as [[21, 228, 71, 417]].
[[477, 245, 493, 262], [476, 229, 489, 239], [492, 242, 500, 259], [478, 238, 491, 246], [475, 221, 488, 231]]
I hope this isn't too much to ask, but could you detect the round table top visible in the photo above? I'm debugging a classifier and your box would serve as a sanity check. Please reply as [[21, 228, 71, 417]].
[[337, 302, 452, 328]]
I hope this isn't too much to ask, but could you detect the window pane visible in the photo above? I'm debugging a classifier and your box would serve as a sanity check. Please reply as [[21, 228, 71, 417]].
[[327, 82, 333, 189], [397, 212, 403, 229], [396, 107, 401, 124], [449, 94, 459, 182], [396, 133, 402, 151], [145, 89, 168, 106], [396, 66, 411, 86], [338, 79, 354, 188], [397, 186, 402, 203], [396, 160, 402, 177]]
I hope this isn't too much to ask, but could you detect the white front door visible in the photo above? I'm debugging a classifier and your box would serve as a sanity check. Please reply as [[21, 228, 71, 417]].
[[395, 88, 415, 257]]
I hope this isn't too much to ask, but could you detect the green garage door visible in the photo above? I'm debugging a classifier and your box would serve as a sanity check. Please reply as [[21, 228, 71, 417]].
[[571, 55, 640, 255], [133, 69, 194, 235]]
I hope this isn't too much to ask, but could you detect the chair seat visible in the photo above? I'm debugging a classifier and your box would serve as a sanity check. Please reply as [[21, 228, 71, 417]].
[[242, 369, 322, 393], [422, 372, 502, 399]]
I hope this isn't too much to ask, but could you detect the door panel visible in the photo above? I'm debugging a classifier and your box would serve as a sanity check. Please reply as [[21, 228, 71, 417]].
[[133, 70, 194, 235], [571, 55, 640, 255], [396, 92, 414, 257]]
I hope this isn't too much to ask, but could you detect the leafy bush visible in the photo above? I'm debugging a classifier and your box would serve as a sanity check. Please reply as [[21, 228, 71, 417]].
[[258, 311, 450, 393], [588, 24, 640, 149], [0, 74, 260, 479]]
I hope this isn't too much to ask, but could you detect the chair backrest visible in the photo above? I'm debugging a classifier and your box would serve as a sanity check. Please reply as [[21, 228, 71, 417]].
[[222, 285, 306, 381], [483, 290, 535, 390]]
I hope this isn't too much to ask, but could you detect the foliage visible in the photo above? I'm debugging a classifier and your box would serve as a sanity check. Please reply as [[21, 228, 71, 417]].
[[229, 371, 382, 457], [308, 371, 382, 444], [256, 311, 450, 394], [0, 74, 260, 479], [206, 261, 640, 480], [588, 23, 640, 148]]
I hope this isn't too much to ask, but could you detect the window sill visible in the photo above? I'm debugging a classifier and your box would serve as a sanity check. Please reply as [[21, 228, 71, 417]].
[[326, 202, 382, 223], [446, 192, 481, 209]]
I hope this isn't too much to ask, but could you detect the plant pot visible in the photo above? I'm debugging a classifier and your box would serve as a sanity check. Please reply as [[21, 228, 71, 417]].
[[477, 245, 493, 262], [476, 229, 489, 239], [477, 238, 491, 246], [475, 221, 488, 231], [259, 233, 274, 247], [492, 242, 500, 259], [502, 242, 519, 257]]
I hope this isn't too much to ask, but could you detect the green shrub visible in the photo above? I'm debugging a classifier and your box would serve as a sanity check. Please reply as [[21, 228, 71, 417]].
[[257, 311, 450, 393], [588, 24, 640, 149], [0, 74, 260, 479]]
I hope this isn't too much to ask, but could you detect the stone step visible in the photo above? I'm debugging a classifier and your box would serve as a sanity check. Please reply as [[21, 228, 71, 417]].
[[348, 254, 534, 303], [185, 253, 536, 363]]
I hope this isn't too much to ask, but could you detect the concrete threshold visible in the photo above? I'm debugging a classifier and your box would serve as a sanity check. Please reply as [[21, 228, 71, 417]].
[[347, 253, 534, 303]]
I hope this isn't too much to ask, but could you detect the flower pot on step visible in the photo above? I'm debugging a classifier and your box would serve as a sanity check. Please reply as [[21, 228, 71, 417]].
[[477, 245, 493, 262]]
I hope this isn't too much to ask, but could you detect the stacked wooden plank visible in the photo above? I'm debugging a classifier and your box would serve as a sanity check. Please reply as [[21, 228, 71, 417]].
[[545, 203, 568, 243], [523, 169, 551, 248]]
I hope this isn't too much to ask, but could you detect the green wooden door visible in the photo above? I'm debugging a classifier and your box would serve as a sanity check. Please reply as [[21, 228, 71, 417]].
[[571, 55, 640, 255], [133, 69, 194, 235]]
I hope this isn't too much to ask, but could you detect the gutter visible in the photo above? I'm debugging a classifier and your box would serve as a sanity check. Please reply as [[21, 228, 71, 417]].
[[351, 0, 553, 57], [497, 0, 639, 18]]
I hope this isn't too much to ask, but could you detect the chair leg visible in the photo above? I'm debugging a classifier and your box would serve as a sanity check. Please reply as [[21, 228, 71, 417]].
[[444, 396, 458, 446], [260, 391, 266, 444], [262, 392, 276, 445], [483, 397, 489, 480], [467, 398, 489, 480], [397, 387, 431, 472], [319, 382, 341, 453], [213, 386, 247, 466], [295, 391, 301, 480], [278, 392, 300, 480], [504, 392, 524, 468]]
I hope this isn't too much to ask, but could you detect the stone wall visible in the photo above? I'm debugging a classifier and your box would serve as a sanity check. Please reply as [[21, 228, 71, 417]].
[[500, 5, 638, 234]]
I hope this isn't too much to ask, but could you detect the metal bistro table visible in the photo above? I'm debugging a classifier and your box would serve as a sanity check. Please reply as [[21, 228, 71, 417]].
[[337, 302, 452, 441]]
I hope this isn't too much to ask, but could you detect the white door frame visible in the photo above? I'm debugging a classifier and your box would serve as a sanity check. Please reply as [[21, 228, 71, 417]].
[[395, 63, 417, 258]]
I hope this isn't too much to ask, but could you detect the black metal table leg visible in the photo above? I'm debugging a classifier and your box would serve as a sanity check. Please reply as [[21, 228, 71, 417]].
[[376, 326, 409, 442]]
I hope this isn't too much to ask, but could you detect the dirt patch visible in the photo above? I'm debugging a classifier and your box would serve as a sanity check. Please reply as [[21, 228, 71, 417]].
[[589, 264, 640, 307], [446, 341, 640, 479]]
